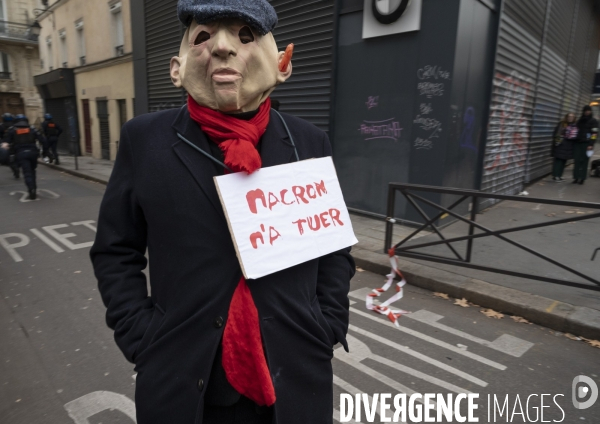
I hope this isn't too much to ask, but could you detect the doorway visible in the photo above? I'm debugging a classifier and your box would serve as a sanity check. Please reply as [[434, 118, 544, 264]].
[[82, 99, 92, 154]]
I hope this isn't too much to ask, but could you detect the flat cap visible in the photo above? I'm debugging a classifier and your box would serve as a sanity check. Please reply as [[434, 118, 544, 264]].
[[177, 0, 278, 36]]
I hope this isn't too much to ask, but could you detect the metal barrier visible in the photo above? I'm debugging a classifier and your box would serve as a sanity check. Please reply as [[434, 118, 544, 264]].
[[385, 183, 600, 292]]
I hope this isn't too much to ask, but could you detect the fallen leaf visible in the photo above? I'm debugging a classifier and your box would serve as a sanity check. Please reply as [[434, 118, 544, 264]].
[[564, 211, 575, 214], [433, 292, 450, 300], [454, 298, 470, 308], [468, 302, 480, 307], [576, 211, 586, 215], [584, 339, 600, 348], [510, 316, 531, 324], [74, 271, 81, 274], [355, 267, 364, 273], [481, 309, 504, 319], [564, 333, 581, 341]]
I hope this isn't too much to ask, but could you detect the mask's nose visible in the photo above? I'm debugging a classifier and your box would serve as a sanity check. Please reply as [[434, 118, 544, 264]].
[[210, 29, 238, 60]]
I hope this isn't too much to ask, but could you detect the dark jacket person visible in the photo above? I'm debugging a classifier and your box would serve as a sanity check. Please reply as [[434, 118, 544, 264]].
[[573, 105, 598, 184], [90, 2, 355, 423], [551, 113, 576, 181]]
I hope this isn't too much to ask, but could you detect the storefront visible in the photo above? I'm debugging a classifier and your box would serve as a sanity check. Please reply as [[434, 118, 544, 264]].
[[130, 0, 599, 219], [33, 68, 80, 155]]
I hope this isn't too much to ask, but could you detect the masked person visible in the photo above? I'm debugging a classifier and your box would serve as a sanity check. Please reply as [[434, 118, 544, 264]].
[[42, 113, 62, 164], [5, 115, 45, 200], [90, 1, 355, 423], [573, 105, 598, 184]]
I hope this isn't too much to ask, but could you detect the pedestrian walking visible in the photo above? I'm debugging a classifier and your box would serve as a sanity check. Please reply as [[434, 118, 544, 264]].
[[42, 113, 63, 165], [0, 113, 20, 179], [573, 105, 597, 184], [90, 1, 355, 423], [551, 112, 577, 181], [5, 114, 45, 200]]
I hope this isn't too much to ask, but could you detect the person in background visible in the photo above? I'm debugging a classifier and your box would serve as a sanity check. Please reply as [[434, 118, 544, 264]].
[[5, 115, 45, 200], [0, 113, 20, 178], [551, 112, 576, 182], [573, 105, 597, 185], [42, 113, 63, 165]]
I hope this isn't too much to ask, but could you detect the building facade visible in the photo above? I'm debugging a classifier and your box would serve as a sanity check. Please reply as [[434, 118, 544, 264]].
[[130, 0, 600, 219], [0, 0, 44, 124], [35, 0, 133, 159]]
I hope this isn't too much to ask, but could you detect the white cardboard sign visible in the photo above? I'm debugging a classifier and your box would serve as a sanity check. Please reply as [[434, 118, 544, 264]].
[[214, 157, 358, 279]]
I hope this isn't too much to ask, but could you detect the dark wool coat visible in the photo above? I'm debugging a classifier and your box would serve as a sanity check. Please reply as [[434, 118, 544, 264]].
[[551, 123, 575, 160], [90, 106, 355, 424]]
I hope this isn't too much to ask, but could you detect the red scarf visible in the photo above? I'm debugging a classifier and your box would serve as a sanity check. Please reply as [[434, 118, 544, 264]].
[[187, 96, 271, 174], [187, 96, 276, 406]]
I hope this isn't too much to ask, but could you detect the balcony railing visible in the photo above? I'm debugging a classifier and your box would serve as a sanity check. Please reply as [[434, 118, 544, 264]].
[[0, 20, 39, 43], [0, 71, 11, 79], [80, 56, 86, 66], [115, 45, 124, 56]]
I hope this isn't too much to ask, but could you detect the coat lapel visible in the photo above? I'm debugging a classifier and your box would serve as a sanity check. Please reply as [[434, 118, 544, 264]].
[[170, 107, 297, 216], [260, 110, 297, 168], [171, 106, 225, 218]]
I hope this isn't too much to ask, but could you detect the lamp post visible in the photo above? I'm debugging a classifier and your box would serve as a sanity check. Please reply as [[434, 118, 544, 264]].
[[29, 20, 41, 41]]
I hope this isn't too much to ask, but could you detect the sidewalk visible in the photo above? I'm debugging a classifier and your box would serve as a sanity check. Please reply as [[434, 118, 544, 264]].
[[41, 155, 600, 339]]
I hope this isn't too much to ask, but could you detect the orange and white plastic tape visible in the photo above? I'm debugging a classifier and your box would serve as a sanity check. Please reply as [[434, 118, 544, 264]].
[[365, 248, 410, 326]]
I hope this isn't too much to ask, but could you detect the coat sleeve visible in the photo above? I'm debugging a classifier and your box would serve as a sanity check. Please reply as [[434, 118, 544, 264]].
[[90, 124, 153, 363], [316, 131, 356, 352], [589, 119, 598, 147]]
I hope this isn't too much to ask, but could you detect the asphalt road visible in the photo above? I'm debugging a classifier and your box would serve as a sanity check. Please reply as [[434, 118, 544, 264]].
[[1, 165, 599, 423]]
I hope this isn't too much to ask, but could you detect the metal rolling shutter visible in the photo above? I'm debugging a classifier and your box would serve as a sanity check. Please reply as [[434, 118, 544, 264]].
[[527, 0, 576, 182], [269, 0, 335, 133], [564, 1, 589, 114], [145, 0, 185, 112], [481, 0, 547, 196], [578, 0, 599, 107]]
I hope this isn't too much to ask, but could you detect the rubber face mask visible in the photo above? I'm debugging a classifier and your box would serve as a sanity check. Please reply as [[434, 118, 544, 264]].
[[170, 19, 292, 113]]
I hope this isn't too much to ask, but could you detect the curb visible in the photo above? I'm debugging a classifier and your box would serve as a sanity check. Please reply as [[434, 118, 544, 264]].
[[39, 161, 600, 340], [39, 160, 109, 186], [353, 249, 600, 340]]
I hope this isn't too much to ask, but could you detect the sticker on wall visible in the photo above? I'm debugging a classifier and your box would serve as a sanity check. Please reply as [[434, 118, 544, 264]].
[[363, 0, 422, 39]]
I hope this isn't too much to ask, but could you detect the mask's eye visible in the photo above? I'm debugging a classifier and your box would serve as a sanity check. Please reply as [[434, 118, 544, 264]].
[[239, 26, 255, 44], [194, 31, 210, 45]]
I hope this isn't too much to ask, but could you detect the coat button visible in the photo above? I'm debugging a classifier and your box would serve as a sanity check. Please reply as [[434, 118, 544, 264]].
[[197, 378, 204, 391], [214, 316, 224, 328]]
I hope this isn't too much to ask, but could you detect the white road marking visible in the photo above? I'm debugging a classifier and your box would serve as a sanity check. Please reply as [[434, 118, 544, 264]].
[[10, 191, 38, 203], [37, 189, 60, 199], [0, 233, 30, 262], [349, 306, 507, 370], [335, 345, 426, 404], [43, 224, 94, 250], [349, 324, 488, 387], [30, 228, 65, 253], [64, 391, 136, 423], [71, 221, 97, 232], [343, 335, 469, 395], [407, 310, 534, 357]]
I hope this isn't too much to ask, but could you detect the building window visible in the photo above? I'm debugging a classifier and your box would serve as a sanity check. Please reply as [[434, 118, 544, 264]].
[[110, 2, 124, 57], [46, 36, 53, 71], [75, 19, 85, 66], [0, 52, 10, 79], [59, 29, 68, 68]]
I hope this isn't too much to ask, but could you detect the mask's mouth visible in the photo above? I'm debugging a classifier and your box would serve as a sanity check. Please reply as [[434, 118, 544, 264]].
[[212, 68, 242, 83]]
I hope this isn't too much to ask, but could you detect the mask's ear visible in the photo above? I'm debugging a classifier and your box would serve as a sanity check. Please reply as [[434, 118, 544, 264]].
[[276, 45, 293, 84], [170, 56, 183, 88]]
